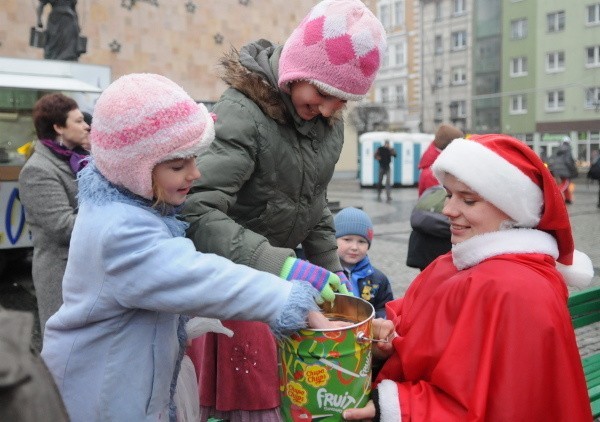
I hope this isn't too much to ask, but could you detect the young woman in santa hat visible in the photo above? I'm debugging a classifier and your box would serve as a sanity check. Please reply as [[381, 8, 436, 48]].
[[344, 134, 594, 421]]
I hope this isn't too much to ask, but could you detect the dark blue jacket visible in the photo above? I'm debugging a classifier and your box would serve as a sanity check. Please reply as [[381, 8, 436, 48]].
[[343, 255, 394, 318]]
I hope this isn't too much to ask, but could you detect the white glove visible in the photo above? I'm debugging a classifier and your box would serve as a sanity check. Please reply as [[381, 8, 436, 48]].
[[185, 317, 234, 339]]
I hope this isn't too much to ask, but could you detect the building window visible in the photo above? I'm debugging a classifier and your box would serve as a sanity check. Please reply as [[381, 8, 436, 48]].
[[453, 0, 466, 15], [587, 45, 600, 67], [394, 42, 406, 67], [511, 18, 527, 39], [510, 95, 527, 114], [379, 3, 391, 28], [435, 35, 443, 54], [451, 66, 467, 85], [380, 86, 389, 104], [547, 11, 565, 32], [510, 57, 528, 76], [435, 69, 443, 87], [585, 87, 600, 109], [587, 3, 600, 25], [381, 47, 389, 68], [451, 30, 467, 50], [435, 1, 442, 21], [546, 51, 565, 72], [395, 85, 406, 108], [546, 90, 565, 111], [457, 100, 466, 117], [394, 0, 405, 26], [434, 102, 443, 121]]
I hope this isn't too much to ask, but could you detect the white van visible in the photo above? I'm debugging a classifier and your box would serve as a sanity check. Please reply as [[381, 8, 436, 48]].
[[0, 57, 110, 272]]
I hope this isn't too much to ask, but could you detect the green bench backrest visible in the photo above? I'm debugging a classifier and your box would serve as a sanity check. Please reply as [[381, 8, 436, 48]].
[[569, 286, 600, 329]]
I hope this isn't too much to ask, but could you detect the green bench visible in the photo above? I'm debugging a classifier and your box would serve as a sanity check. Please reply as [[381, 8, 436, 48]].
[[568, 285, 600, 418]]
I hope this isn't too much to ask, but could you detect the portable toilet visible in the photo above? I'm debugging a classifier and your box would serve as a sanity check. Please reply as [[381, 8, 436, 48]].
[[359, 131, 433, 187]]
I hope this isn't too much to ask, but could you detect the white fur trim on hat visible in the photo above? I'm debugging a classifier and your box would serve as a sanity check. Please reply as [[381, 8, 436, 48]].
[[432, 138, 543, 228], [556, 249, 594, 288]]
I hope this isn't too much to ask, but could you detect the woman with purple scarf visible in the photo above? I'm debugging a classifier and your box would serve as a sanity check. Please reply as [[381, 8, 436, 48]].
[[18, 93, 90, 338]]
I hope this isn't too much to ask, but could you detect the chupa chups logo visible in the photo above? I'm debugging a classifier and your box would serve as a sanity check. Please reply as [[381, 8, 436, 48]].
[[305, 364, 329, 388], [287, 381, 308, 406], [316, 388, 357, 410]]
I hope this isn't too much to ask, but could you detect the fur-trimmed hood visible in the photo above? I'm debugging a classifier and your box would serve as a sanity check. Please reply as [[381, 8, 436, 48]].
[[217, 39, 339, 126]]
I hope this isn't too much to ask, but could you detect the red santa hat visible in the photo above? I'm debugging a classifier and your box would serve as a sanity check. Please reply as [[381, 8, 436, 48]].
[[432, 134, 593, 287]]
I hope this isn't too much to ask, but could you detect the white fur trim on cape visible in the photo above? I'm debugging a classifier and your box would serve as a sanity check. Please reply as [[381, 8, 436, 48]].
[[432, 138, 543, 228], [452, 229, 593, 287], [377, 379, 401, 422]]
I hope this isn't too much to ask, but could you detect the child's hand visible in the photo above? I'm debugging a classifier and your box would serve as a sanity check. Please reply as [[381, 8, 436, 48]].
[[342, 400, 376, 420], [280, 258, 343, 303], [307, 311, 351, 330], [335, 271, 353, 295], [371, 318, 396, 360]]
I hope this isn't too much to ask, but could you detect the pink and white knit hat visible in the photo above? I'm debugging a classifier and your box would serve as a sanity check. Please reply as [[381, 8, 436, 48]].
[[90, 73, 214, 199], [278, 0, 386, 101]]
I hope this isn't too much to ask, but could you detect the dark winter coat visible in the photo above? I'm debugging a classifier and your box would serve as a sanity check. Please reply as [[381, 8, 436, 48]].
[[183, 40, 344, 276], [343, 255, 394, 318], [406, 186, 452, 271], [549, 142, 578, 179], [0, 309, 68, 422]]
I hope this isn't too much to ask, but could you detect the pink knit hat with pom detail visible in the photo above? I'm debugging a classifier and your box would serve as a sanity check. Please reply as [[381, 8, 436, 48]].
[[278, 0, 386, 101], [90, 73, 214, 199]]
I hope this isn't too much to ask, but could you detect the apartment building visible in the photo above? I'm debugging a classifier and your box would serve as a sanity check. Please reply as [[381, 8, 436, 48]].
[[502, 0, 600, 161], [372, 0, 422, 131], [418, 0, 473, 133], [471, 0, 502, 133]]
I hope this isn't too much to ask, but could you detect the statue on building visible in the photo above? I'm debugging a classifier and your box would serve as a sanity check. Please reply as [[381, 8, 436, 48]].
[[36, 0, 84, 61]]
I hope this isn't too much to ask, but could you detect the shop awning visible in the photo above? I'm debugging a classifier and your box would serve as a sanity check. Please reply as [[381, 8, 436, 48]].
[[0, 73, 102, 93]]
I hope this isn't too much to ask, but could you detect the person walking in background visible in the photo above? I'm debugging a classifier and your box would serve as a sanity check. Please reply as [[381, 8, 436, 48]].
[[549, 136, 578, 204], [587, 149, 600, 208], [375, 140, 396, 202], [182, 0, 386, 419], [343, 134, 594, 421], [41, 73, 342, 422], [18, 93, 90, 337], [417, 124, 464, 197], [334, 207, 394, 318]]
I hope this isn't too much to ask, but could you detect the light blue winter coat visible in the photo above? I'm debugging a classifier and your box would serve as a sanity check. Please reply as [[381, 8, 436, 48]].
[[41, 164, 317, 422]]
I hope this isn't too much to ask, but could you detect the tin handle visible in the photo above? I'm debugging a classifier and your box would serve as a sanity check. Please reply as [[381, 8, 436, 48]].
[[356, 331, 390, 344]]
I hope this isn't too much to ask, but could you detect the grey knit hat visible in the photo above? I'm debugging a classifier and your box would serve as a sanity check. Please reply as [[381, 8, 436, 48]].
[[334, 207, 374, 246]]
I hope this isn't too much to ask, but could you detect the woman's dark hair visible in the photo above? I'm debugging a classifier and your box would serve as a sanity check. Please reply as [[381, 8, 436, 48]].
[[32, 93, 78, 141]]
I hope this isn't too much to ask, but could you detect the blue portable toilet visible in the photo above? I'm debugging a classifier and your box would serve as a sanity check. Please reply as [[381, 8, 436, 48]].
[[359, 131, 433, 187]]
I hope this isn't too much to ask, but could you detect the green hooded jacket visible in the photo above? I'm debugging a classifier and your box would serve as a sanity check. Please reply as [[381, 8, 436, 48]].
[[183, 40, 344, 276]]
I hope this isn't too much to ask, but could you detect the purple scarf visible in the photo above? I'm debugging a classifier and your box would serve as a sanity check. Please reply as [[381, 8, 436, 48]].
[[40, 139, 89, 175]]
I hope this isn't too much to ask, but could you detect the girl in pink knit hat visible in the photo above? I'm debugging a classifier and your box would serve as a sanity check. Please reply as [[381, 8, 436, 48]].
[[183, 0, 386, 420], [40, 73, 344, 422], [344, 134, 593, 421]]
